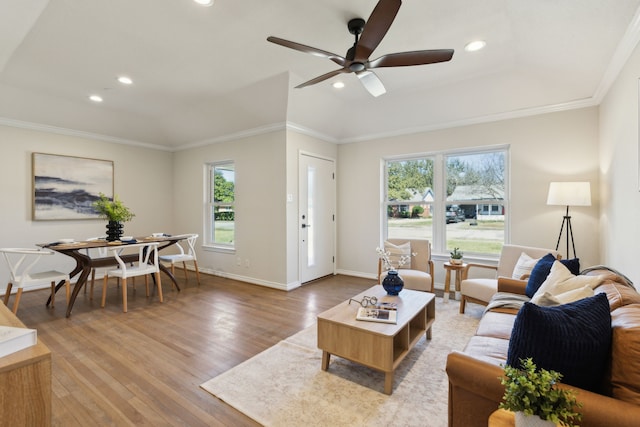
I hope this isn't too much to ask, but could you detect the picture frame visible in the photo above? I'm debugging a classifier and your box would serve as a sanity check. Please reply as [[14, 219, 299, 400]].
[[32, 152, 114, 220]]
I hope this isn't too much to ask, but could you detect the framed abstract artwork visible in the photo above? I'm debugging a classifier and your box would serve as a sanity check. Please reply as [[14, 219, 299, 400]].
[[32, 153, 114, 220]]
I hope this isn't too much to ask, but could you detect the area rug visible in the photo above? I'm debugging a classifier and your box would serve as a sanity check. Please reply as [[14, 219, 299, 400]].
[[201, 298, 483, 427]]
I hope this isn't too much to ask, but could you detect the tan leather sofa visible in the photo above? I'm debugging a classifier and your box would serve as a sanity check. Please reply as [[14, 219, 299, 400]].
[[446, 269, 640, 427]]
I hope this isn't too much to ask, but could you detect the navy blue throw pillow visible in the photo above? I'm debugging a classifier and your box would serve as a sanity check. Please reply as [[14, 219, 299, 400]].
[[525, 254, 580, 297], [506, 293, 611, 393]]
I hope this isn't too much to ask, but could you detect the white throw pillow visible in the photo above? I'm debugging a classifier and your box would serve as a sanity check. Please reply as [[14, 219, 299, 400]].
[[534, 285, 596, 306], [511, 252, 540, 280], [383, 241, 412, 270], [531, 261, 603, 305]]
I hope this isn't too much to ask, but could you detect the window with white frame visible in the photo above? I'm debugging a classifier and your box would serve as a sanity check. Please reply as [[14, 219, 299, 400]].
[[384, 148, 508, 256], [207, 162, 235, 248]]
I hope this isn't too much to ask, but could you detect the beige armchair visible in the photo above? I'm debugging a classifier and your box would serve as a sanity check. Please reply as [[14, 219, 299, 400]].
[[459, 244, 560, 313], [377, 238, 434, 292]]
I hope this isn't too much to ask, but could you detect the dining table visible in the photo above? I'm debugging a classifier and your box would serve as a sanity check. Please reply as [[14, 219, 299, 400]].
[[39, 234, 189, 317]]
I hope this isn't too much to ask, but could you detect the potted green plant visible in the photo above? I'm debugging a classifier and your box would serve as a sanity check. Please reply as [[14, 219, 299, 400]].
[[92, 193, 135, 241], [449, 247, 463, 265], [499, 358, 582, 427]]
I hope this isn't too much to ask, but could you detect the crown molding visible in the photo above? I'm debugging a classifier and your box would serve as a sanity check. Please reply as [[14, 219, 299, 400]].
[[0, 116, 173, 151], [176, 122, 287, 151], [339, 97, 599, 144], [593, 4, 640, 102]]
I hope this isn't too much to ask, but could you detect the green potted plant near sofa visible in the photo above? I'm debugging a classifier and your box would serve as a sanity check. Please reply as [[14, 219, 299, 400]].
[[92, 193, 135, 241], [499, 358, 582, 427]]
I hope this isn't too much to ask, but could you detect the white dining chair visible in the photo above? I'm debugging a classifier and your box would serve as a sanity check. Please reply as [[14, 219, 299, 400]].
[[0, 248, 71, 314], [158, 234, 201, 286], [83, 236, 109, 300], [101, 242, 163, 313]]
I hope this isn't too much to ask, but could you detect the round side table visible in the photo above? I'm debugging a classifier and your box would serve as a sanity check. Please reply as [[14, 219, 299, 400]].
[[443, 261, 467, 302]]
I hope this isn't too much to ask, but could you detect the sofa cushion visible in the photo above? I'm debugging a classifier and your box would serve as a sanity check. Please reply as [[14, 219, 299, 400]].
[[506, 293, 611, 393], [610, 304, 640, 405], [475, 311, 516, 340], [511, 252, 540, 280], [531, 260, 602, 305], [383, 241, 411, 269], [525, 254, 580, 297], [463, 335, 510, 367]]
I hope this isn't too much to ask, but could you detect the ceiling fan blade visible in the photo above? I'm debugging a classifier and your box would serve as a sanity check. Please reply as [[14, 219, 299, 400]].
[[356, 70, 386, 97], [267, 36, 346, 66], [354, 0, 401, 62], [368, 49, 454, 68], [295, 68, 349, 89]]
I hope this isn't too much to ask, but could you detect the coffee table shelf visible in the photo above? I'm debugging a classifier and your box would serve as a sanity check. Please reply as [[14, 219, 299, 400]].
[[317, 285, 435, 394]]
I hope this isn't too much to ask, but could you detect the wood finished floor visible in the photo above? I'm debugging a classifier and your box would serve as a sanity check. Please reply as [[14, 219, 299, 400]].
[[15, 272, 377, 426]]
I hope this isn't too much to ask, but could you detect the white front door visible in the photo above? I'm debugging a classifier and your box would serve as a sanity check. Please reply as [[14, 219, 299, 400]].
[[299, 153, 335, 283]]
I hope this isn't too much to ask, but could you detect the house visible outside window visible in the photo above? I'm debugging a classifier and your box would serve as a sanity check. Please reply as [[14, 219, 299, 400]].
[[207, 162, 235, 248], [384, 148, 508, 257]]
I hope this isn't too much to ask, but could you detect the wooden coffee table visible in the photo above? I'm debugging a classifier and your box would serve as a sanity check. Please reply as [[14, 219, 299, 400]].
[[317, 285, 435, 394]]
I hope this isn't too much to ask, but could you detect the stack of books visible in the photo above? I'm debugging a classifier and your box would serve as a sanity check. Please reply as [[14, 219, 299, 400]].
[[356, 302, 398, 324]]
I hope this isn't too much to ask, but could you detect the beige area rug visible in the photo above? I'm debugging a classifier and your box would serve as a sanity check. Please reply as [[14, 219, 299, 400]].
[[201, 298, 483, 427]]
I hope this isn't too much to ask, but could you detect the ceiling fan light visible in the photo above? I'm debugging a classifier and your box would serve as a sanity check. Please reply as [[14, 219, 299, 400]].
[[464, 40, 486, 52], [193, 0, 214, 6]]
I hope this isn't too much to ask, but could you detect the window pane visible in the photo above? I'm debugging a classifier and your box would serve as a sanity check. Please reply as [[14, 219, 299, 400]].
[[445, 152, 505, 255], [209, 162, 235, 246], [213, 164, 235, 203], [214, 205, 234, 244], [386, 158, 434, 241]]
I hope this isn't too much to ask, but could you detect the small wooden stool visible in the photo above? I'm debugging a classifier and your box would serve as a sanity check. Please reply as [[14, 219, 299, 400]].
[[443, 261, 467, 302]]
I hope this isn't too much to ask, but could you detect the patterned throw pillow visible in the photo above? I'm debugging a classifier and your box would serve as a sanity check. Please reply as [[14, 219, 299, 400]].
[[383, 241, 411, 270], [507, 293, 611, 393]]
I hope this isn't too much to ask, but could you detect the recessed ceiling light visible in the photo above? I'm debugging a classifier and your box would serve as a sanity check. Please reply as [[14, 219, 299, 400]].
[[464, 40, 486, 52], [117, 76, 133, 85], [89, 95, 103, 103], [194, 0, 214, 6], [332, 81, 345, 89]]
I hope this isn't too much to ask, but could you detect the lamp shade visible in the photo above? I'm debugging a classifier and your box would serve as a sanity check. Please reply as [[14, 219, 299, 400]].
[[547, 182, 591, 206]]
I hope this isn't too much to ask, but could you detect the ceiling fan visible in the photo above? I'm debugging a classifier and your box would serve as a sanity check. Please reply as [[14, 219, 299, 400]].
[[267, 0, 454, 97]]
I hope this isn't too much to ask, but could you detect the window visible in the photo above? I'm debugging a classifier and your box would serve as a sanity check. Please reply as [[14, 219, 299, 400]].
[[207, 162, 235, 248], [385, 157, 435, 242], [384, 148, 508, 257]]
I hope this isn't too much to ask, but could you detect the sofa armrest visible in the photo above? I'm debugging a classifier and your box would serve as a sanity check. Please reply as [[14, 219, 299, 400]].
[[446, 351, 505, 427], [446, 351, 640, 427], [497, 277, 527, 295]]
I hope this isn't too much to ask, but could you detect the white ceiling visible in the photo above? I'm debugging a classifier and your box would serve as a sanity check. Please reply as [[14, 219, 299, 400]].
[[1, 0, 639, 150]]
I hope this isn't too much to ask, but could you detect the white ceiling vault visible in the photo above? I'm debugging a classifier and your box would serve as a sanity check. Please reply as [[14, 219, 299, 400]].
[[1, 0, 639, 151]]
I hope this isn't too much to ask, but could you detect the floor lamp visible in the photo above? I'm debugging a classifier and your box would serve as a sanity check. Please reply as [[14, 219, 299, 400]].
[[546, 182, 591, 259]]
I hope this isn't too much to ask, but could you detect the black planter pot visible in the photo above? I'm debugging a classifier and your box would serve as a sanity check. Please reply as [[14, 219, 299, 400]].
[[105, 220, 123, 242], [382, 270, 404, 295]]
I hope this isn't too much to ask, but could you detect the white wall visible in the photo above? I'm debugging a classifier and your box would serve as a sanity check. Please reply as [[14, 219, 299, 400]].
[[173, 130, 289, 288], [0, 124, 173, 277], [599, 40, 640, 281], [337, 108, 600, 286]]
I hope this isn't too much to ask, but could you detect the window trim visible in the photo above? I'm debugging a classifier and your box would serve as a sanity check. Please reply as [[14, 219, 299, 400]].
[[204, 160, 235, 251]]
